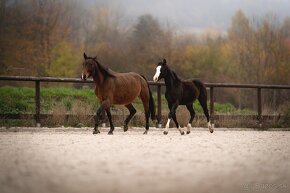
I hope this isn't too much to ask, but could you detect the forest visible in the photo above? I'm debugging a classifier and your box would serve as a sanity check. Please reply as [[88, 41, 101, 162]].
[[0, 0, 290, 113]]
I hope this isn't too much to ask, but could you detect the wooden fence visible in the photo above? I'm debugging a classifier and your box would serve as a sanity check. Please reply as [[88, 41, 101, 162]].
[[1, 76, 290, 127]]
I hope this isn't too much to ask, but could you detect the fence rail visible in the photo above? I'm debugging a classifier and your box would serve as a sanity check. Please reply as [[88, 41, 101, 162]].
[[1, 76, 290, 127]]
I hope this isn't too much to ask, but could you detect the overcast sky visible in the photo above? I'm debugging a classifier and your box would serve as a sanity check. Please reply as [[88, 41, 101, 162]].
[[89, 0, 290, 34]]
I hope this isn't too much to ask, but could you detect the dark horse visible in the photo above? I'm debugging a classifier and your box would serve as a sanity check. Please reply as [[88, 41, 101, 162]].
[[153, 59, 213, 135], [81, 53, 155, 135]]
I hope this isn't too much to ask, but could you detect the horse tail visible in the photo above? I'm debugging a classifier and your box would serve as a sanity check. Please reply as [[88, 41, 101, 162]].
[[193, 79, 207, 100], [140, 75, 156, 120], [148, 86, 156, 120]]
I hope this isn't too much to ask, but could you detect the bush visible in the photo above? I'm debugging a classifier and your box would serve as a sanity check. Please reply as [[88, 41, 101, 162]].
[[283, 108, 290, 127]]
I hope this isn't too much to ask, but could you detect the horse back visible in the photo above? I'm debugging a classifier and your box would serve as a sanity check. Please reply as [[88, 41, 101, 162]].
[[108, 72, 146, 104], [114, 72, 146, 87]]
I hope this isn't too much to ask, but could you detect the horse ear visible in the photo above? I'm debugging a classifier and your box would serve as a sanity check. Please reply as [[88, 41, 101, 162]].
[[162, 59, 167, 65], [83, 53, 88, 59], [93, 56, 97, 60]]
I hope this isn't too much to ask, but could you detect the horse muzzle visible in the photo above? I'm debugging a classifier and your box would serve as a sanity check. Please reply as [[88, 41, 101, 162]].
[[153, 76, 159, 82]]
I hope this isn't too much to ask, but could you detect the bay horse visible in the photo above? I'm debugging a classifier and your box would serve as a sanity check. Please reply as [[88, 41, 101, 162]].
[[153, 59, 214, 135], [81, 53, 155, 135]]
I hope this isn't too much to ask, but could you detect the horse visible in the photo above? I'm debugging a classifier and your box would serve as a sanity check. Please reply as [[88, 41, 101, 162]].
[[153, 59, 214, 135], [81, 53, 155, 135]]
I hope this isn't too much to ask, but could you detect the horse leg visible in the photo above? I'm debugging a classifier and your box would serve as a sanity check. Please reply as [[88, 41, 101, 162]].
[[101, 111, 106, 126], [106, 108, 114, 135], [186, 104, 196, 134], [171, 113, 184, 135], [198, 96, 214, 133], [164, 103, 172, 135], [123, 104, 137, 132], [93, 99, 111, 134], [165, 102, 184, 135]]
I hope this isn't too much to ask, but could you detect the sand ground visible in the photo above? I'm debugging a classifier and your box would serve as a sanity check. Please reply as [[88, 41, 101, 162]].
[[0, 127, 290, 193]]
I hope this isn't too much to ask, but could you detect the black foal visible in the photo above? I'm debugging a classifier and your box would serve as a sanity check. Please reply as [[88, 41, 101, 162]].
[[153, 59, 214, 135]]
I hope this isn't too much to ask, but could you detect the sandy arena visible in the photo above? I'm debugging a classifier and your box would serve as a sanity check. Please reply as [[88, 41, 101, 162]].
[[0, 127, 290, 193]]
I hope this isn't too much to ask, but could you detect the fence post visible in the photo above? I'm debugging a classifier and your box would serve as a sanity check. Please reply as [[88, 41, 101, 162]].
[[35, 80, 41, 127], [257, 88, 262, 126], [210, 87, 214, 116], [157, 85, 162, 128]]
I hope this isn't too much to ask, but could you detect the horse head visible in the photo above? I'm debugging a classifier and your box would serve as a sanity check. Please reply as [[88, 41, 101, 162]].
[[153, 59, 168, 82], [81, 53, 97, 80]]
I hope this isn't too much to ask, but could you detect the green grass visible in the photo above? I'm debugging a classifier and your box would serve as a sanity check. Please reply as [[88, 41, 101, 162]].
[[0, 86, 254, 115], [0, 86, 98, 114]]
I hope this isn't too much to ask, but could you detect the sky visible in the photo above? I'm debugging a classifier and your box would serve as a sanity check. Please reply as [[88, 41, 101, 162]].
[[88, 0, 290, 34]]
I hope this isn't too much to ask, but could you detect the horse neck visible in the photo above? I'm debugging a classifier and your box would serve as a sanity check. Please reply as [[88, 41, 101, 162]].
[[164, 69, 181, 91]]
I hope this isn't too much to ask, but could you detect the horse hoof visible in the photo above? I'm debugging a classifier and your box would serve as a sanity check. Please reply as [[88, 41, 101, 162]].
[[210, 129, 214, 133], [181, 131, 185, 135], [143, 131, 148, 135], [124, 125, 128, 132], [186, 131, 190, 134], [163, 131, 168, 135], [93, 130, 100, 134], [108, 132, 113, 135]]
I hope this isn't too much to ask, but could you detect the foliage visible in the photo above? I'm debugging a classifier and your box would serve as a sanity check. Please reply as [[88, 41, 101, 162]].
[[0, 2, 289, 110], [283, 108, 290, 127], [47, 41, 81, 77]]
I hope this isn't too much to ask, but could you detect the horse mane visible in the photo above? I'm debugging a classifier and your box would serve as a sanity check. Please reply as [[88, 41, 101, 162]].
[[94, 60, 116, 78], [167, 63, 181, 82], [171, 71, 181, 81]]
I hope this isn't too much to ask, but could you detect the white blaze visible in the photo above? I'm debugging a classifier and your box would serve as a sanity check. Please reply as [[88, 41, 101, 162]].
[[153, 66, 161, 82]]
